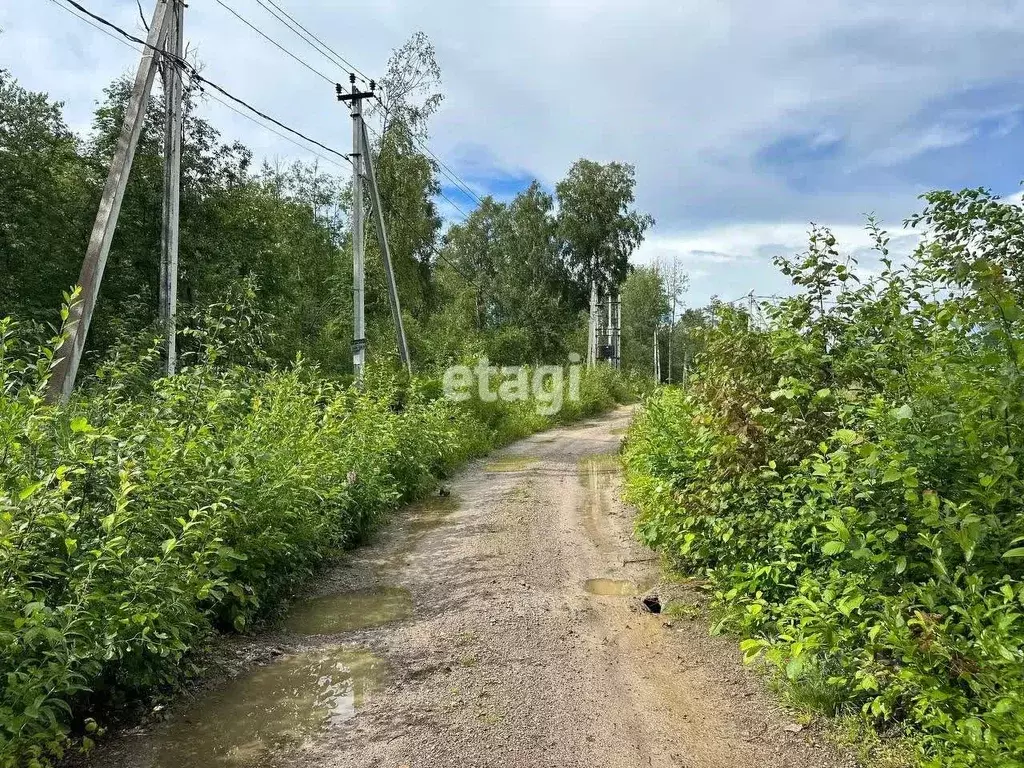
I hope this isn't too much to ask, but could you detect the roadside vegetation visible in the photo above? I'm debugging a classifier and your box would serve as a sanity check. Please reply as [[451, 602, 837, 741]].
[[625, 194, 1024, 767], [0, 33, 652, 768], [0, 298, 630, 767]]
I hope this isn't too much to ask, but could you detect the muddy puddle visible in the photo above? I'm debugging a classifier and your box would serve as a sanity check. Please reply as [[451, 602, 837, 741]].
[[365, 495, 461, 574], [284, 586, 413, 635], [403, 494, 459, 534], [485, 456, 539, 472], [584, 578, 638, 596], [578, 454, 619, 477], [578, 454, 621, 553], [140, 647, 383, 767]]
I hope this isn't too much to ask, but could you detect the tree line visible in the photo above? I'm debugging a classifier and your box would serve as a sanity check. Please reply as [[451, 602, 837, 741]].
[[0, 34, 661, 377]]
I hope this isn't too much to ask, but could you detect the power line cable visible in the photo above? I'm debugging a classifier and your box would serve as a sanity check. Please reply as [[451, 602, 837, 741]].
[[55, 0, 352, 166], [364, 121, 475, 221], [244, 11, 481, 209], [61, 0, 484, 215], [200, 87, 348, 171], [431, 249, 481, 288], [211, 0, 334, 85], [195, 81, 349, 165], [410, 137, 484, 206], [240, 0, 485, 212], [364, 106, 485, 208], [48, 0, 345, 171], [59, 0, 481, 284], [45, 0, 143, 52], [253, 0, 371, 84]]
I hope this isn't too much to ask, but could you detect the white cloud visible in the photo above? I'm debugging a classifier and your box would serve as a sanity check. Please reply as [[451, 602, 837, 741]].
[[1, 0, 1020, 304], [634, 221, 920, 306]]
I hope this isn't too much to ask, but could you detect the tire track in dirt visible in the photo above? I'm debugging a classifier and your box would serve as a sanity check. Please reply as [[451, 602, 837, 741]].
[[85, 407, 852, 768]]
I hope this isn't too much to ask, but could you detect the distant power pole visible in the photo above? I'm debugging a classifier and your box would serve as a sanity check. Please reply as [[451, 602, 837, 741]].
[[667, 294, 675, 384], [614, 293, 621, 369], [606, 292, 612, 360], [159, 0, 185, 376], [587, 254, 598, 368], [338, 75, 411, 384], [46, 0, 174, 404], [653, 328, 661, 382]]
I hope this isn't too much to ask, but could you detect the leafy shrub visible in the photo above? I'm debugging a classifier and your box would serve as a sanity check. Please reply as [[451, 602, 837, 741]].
[[0, 306, 630, 767], [624, 195, 1024, 768]]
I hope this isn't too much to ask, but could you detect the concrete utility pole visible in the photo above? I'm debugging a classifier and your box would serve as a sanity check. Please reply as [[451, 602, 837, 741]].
[[338, 75, 411, 383], [614, 294, 621, 369], [653, 328, 661, 383], [667, 293, 675, 384], [46, 0, 173, 404], [588, 254, 598, 368], [606, 292, 612, 361], [347, 77, 367, 385], [360, 119, 411, 374], [159, 0, 185, 376]]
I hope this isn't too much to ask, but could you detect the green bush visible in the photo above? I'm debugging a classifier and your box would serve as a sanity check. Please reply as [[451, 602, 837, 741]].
[[0, 308, 629, 767], [624, 197, 1024, 768]]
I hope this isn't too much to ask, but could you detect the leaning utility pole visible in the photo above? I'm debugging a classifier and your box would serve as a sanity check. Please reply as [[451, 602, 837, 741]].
[[46, 0, 174, 404], [361, 119, 411, 374], [159, 0, 185, 376], [338, 75, 411, 384]]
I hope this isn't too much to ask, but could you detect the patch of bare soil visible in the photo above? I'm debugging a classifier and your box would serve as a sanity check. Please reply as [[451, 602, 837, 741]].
[[85, 407, 853, 768]]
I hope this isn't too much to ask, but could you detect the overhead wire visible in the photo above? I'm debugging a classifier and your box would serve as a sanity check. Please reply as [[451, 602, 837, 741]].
[[211, 0, 335, 85], [209, 2, 481, 287], [363, 124, 477, 223], [56, 0, 481, 286], [253, 0, 372, 85], [360, 126, 476, 230], [54, 0, 352, 167], [199, 87, 349, 171], [45, 0, 143, 52], [242, 0, 485, 210], [407, 136, 484, 206], [361, 102, 484, 210]]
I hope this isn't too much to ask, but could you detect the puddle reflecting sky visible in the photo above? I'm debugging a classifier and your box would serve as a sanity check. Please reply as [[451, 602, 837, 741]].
[[144, 648, 382, 767], [585, 578, 638, 596], [284, 587, 413, 635]]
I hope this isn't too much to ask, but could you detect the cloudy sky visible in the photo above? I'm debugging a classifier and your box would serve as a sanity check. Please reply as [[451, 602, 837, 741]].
[[3, 0, 1024, 306]]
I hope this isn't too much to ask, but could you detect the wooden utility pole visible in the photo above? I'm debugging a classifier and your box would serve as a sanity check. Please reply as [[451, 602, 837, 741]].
[[338, 75, 411, 382], [46, 0, 173, 404], [159, 0, 185, 376]]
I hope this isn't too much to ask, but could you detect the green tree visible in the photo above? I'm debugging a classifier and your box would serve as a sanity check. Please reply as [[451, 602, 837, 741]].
[[620, 265, 669, 376], [437, 183, 581, 364], [667, 306, 709, 385], [0, 69, 91, 323], [555, 159, 653, 302]]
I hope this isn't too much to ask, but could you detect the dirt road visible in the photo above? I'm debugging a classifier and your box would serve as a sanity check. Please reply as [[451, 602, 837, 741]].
[[90, 407, 850, 768]]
